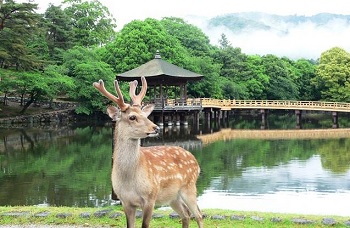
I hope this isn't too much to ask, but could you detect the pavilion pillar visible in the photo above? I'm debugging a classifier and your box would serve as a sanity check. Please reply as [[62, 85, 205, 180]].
[[175, 113, 181, 126], [332, 111, 338, 128]]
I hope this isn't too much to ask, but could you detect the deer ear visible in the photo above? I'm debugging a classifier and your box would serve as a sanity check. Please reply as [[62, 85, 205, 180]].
[[142, 104, 154, 117], [107, 106, 120, 121]]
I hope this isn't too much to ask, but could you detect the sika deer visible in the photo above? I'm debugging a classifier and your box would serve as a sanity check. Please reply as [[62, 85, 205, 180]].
[[93, 76, 203, 228]]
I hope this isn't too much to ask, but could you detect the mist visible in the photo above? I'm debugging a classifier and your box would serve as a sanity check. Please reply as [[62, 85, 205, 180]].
[[187, 15, 350, 60]]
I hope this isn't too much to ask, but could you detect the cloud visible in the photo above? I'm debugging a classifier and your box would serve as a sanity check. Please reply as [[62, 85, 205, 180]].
[[188, 16, 350, 60]]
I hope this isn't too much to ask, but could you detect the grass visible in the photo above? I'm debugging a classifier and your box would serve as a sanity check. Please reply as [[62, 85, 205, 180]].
[[0, 206, 349, 227]]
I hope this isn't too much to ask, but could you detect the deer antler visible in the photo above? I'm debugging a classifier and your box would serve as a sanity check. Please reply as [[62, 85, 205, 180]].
[[129, 76, 147, 107], [93, 79, 130, 111]]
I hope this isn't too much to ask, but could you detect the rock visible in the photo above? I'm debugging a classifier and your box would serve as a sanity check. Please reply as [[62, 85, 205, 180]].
[[80, 212, 91, 218], [251, 216, 264, 221], [344, 220, 350, 226], [109, 212, 123, 218], [211, 215, 226, 220], [1, 211, 30, 217], [271, 217, 283, 223], [136, 210, 143, 218], [230, 215, 245, 220], [56, 213, 72, 218], [152, 213, 164, 219], [169, 212, 180, 219], [34, 212, 50, 217], [322, 218, 337, 226], [93, 209, 113, 218], [291, 218, 314, 224]]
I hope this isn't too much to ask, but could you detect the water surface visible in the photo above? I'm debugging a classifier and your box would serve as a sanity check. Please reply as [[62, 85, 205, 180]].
[[0, 111, 349, 216]]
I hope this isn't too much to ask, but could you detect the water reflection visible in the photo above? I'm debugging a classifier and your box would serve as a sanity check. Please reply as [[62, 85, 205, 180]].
[[0, 111, 350, 216], [198, 155, 350, 216]]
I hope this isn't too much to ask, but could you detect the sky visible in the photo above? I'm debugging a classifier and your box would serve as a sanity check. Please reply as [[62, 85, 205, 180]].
[[19, 0, 350, 59]]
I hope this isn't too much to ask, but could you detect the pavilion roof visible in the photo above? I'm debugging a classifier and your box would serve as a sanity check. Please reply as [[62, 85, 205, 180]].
[[117, 52, 203, 85]]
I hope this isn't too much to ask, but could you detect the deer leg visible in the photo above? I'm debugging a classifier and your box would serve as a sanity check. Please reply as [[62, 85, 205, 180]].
[[141, 201, 155, 228], [179, 185, 203, 228], [123, 204, 136, 228], [170, 198, 191, 228]]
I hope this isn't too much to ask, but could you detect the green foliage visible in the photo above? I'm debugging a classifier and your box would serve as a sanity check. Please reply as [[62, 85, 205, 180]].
[[61, 46, 116, 114], [102, 18, 191, 73], [1, 0, 348, 116], [187, 56, 223, 98], [63, 0, 117, 47], [313, 47, 350, 102], [44, 4, 74, 59], [261, 54, 299, 100], [293, 59, 318, 100], [160, 17, 212, 57], [0, 0, 41, 70]]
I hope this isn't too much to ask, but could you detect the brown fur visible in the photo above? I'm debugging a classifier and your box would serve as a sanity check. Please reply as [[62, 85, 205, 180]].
[[94, 78, 203, 228]]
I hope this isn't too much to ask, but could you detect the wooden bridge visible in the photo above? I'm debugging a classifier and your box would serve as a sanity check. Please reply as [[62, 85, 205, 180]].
[[200, 99, 350, 112], [149, 98, 350, 127], [153, 98, 350, 112]]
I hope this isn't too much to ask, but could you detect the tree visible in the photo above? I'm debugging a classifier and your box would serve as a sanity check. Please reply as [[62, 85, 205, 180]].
[[261, 54, 299, 100], [0, 0, 41, 70], [102, 18, 191, 73], [0, 69, 16, 105], [160, 17, 212, 57], [13, 70, 74, 114], [187, 56, 223, 98], [245, 55, 269, 99], [212, 34, 251, 99], [313, 47, 350, 102], [63, 0, 117, 47], [61, 46, 116, 114], [44, 4, 74, 60], [293, 59, 317, 100]]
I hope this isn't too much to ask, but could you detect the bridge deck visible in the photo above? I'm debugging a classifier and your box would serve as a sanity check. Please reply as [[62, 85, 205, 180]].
[[152, 98, 350, 113]]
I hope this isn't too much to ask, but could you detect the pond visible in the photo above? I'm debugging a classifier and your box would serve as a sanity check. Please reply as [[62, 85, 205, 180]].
[[0, 110, 349, 216]]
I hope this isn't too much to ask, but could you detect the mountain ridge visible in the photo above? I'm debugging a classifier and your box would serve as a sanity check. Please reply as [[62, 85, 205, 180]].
[[208, 12, 350, 34]]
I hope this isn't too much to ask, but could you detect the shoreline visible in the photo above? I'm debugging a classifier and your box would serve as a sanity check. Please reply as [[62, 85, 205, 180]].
[[1, 206, 349, 227]]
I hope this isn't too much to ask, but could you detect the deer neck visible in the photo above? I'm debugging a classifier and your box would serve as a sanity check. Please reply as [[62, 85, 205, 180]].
[[112, 125, 142, 176]]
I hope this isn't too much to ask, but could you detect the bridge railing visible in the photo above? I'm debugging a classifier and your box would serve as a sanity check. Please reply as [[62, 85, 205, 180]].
[[201, 99, 350, 112], [150, 98, 350, 112]]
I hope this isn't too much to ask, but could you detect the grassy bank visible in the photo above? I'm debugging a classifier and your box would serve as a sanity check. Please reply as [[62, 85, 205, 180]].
[[0, 206, 349, 227]]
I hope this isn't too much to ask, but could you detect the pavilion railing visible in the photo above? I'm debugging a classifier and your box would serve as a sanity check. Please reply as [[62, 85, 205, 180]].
[[150, 98, 202, 111]]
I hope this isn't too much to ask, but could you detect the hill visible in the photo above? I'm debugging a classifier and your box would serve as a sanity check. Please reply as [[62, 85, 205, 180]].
[[208, 12, 350, 34]]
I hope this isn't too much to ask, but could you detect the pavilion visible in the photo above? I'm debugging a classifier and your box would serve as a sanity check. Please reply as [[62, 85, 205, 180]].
[[117, 51, 203, 125]]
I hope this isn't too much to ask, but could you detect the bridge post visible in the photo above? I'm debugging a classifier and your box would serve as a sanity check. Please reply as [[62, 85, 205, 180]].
[[295, 110, 302, 129], [260, 109, 267, 129], [332, 111, 338, 128], [193, 111, 200, 129], [203, 109, 211, 129]]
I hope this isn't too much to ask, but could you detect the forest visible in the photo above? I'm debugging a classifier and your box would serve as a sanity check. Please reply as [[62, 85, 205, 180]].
[[1, 0, 350, 115]]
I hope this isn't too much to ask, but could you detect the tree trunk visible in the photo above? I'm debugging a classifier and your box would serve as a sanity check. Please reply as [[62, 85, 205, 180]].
[[3, 92, 8, 105], [20, 94, 35, 114]]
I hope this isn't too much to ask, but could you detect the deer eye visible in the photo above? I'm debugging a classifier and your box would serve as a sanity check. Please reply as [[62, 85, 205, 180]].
[[129, 115, 136, 121]]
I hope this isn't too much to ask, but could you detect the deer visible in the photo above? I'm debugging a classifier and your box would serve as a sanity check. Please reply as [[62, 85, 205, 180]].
[[93, 76, 203, 228]]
